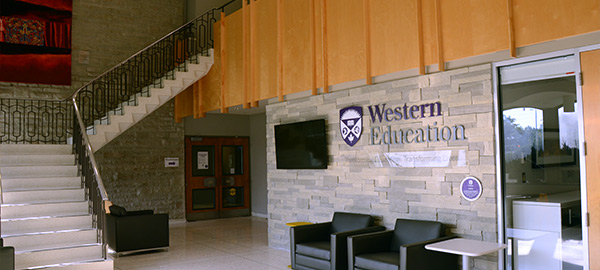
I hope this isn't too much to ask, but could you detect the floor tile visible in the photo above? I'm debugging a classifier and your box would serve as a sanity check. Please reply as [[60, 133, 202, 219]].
[[112, 217, 290, 270]]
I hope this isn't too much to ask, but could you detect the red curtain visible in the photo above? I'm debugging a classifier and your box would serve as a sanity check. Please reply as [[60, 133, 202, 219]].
[[0, 18, 4, 42], [44, 21, 70, 49]]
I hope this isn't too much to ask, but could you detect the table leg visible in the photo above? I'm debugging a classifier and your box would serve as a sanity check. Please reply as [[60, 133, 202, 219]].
[[462, 255, 470, 270]]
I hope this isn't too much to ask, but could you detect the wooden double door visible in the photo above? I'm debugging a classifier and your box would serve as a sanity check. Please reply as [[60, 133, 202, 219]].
[[185, 136, 250, 221]]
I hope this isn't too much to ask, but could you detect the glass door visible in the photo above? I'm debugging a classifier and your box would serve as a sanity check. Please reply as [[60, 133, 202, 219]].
[[498, 55, 584, 270], [185, 136, 250, 221]]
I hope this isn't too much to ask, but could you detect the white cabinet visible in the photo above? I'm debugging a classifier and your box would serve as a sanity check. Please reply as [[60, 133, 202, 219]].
[[512, 191, 580, 270]]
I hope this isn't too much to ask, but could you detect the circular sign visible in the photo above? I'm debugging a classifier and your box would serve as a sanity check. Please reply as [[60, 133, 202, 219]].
[[229, 188, 237, 196], [460, 176, 482, 201]]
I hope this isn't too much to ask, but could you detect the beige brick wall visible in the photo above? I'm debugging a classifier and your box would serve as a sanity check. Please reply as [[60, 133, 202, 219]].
[[0, 0, 185, 100], [95, 100, 185, 218], [266, 64, 498, 269]]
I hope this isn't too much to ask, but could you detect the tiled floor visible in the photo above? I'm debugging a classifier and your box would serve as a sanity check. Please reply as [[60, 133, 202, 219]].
[[112, 216, 290, 270]]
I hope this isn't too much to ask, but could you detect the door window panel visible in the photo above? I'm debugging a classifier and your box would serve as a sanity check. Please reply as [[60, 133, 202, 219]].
[[499, 63, 583, 270], [222, 145, 243, 175]]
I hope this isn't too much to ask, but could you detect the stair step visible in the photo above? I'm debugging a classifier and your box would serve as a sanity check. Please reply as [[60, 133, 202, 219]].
[[1, 201, 88, 219], [4, 229, 98, 252], [84, 52, 213, 152], [1, 215, 93, 237], [15, 244, 104, 270], [2, 188, 85, 204], [0, 154, 74, 166], [0, 144, 72, 155], [94, 122, 120, 135], [33, 259, 114, 270], [1, 177, 81, 191], [0, 165, 78, 178]]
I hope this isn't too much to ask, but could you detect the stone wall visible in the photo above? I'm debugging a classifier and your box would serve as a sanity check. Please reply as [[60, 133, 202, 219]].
[[96, 100, 185, 219], [266, 64, 498, 269], [0, 0, 185, 100]]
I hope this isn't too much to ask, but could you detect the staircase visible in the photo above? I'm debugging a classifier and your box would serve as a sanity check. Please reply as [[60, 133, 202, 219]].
[[86, 51, 214, 152], [0, 4, 226, 269], [0, 144, 112, 270]]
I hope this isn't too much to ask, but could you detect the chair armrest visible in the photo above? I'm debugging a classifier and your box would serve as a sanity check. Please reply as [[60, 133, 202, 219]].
[[126, 210, 154, 216], [331, 226, 386, 270], [290, 222, 332, 244], [290, 222, 332, 269], [348, 230, 394, 256], [0, 245, 15, 270], [400, 235, 459, 270], [347, 230, 394, 269]]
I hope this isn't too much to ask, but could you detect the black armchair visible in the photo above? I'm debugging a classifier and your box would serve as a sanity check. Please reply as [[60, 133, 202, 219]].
[[106, 205, 169, 256], [290, 212, 385, 270], [348, 218, 458, 270], [0, 239, 15, 270]]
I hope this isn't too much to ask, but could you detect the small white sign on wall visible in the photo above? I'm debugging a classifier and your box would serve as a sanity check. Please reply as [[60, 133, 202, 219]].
[[164, 157, 179, 168]]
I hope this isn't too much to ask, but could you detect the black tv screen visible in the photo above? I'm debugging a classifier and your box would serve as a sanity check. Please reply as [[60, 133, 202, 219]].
[[274, 119, 328, 169]]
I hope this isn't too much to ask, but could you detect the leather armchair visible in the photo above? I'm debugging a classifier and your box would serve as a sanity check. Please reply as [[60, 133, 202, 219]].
[[290, 212, 385, 270], [106, 205, 169, 256], [348, 218, 458, 270], [0, 239, 15, 270]]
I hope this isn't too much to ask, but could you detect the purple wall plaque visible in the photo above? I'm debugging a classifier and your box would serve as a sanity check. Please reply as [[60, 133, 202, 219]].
[[460, 176, 482, 201]]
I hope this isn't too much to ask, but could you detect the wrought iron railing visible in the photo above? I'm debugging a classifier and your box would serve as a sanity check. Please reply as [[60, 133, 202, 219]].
[[0, 1, 237, 260], [72, 99, 109, 257]]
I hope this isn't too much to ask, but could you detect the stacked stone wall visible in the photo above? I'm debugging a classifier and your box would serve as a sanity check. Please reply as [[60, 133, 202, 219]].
[[266, 64, 498, 269]]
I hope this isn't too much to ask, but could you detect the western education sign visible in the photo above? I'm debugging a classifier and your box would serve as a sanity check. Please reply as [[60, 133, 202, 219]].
[[340, 102, 467, 147]]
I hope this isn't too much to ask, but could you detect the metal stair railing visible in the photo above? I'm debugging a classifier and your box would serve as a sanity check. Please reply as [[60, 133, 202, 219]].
[[0, 1, 236, 260]]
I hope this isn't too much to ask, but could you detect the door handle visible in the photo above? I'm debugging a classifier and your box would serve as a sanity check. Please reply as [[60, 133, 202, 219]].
[[204, 177, 216, 187], [222, 176, 235, 186]]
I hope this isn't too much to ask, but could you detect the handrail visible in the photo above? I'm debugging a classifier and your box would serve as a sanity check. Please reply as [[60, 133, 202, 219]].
[[72, 97, 108, 200]]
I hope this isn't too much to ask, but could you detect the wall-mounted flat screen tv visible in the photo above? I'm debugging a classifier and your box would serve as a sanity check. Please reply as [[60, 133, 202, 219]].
[[274, 119, 328, 169]]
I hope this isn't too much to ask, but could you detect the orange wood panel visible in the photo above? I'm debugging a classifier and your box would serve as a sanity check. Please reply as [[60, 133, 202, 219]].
[[224, 10, 244, 109], [310, 0, 317, 95], [201, 22, 222, 112], [254, 0, 278, 101], [327, 0, 365, 86], [417, 0, 425, 75], [220, 11, 228, 113], [321, 0, 329, 92], [243, 0, 250, 108], [440, 0, 508, 62], [507, 0, 516, 58], [583, 49, 600, 270], [193, 81, 205, 118], [435, 0, 444, 71], [370, 0, 420, 77], [282, 0, 315, 96], [277, 0, 284, 101], [363, 0, 372, 85], [250, 0, 258, 107], [174, 86, 194, 122], [513, 0, 600, 47], [420, 0, 439, 67]]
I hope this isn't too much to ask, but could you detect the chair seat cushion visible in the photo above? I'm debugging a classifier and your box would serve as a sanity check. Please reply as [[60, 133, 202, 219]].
[[296, 241, 331, 260], [355, 252, 399, 270]]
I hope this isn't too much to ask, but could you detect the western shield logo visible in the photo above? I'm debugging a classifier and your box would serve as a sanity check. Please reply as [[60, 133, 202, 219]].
[[340, 106, 363, 146]]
